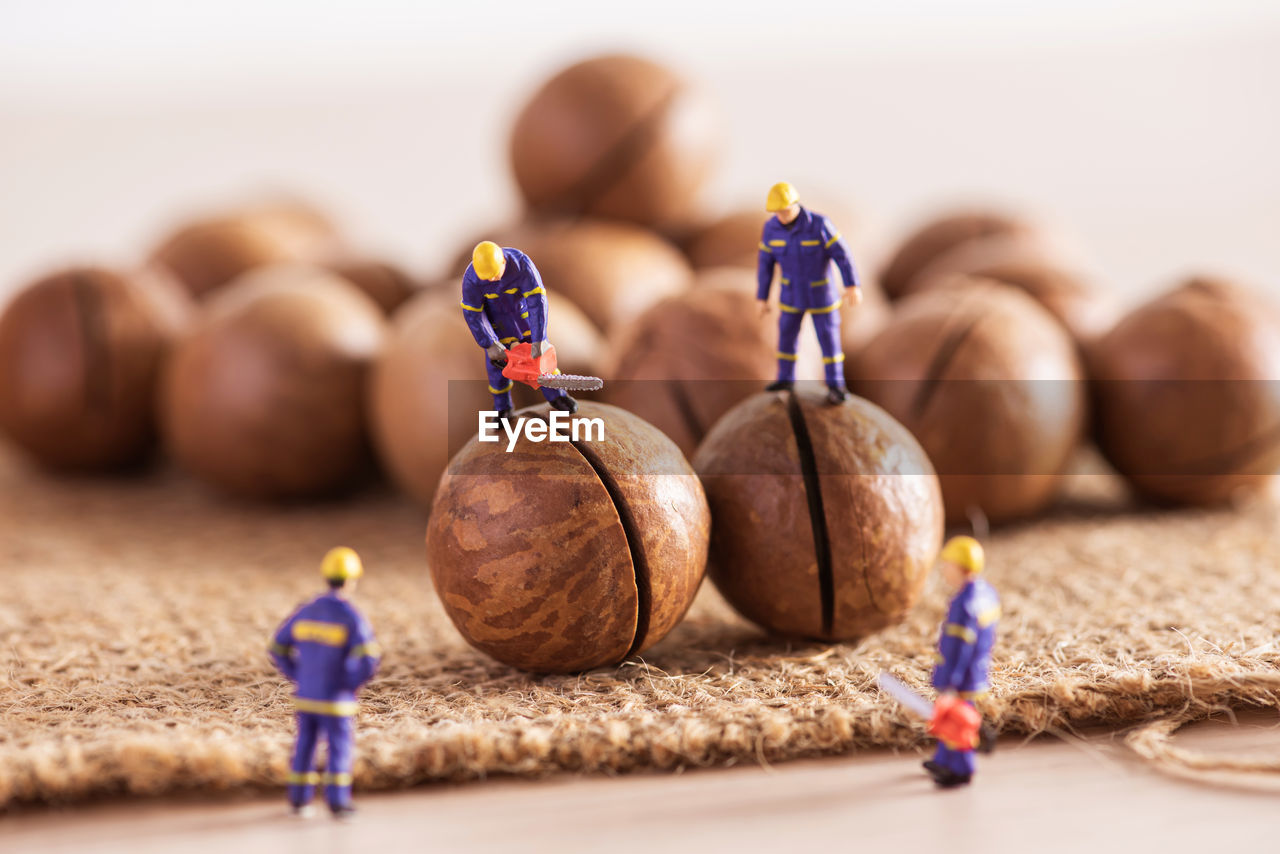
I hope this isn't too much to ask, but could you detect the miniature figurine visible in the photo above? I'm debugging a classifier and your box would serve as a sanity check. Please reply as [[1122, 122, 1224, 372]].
[[757, 182, 862, 404], [268, 547, 381, 819], [925, 535, 1000, 787], [461, 242, 600, 422]]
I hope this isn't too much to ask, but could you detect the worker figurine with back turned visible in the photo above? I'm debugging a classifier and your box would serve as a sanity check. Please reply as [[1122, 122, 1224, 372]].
[[461, 241, 579, 422], [269, 547, 381, 819], [927, 535, 1000, 788], [757, 182, 862, 404]]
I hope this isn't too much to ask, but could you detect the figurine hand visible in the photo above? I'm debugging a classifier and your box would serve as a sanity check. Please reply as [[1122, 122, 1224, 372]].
[[845, 286, 864, 306], [758, 300, 771, 318], [531, 340, 544, 358], [486, 342, 508, 366]]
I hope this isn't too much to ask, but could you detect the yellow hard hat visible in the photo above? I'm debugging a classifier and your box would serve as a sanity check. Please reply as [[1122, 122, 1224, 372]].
[[471, 241, 506, 280], [939, 536, 984, 574], [766, 182, 800, 212], [321, 546, 364, 582]]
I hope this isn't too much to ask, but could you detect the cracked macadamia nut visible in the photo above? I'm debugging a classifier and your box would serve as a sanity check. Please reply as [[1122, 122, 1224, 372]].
[[0, 266, 189, 470], [692, 389, 943, 641], [849, 279, 1086, 524], [510, 54, 721, 228], [426, 402, 709, 673], [1088, 276, 1280, 505], [160, 265, 385, 499], [880, 210, 1038, 300]]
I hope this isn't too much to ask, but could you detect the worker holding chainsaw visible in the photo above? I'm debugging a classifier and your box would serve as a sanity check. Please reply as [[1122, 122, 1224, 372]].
[[925, 535, 1001, 787], [460, 241, 583, 421]]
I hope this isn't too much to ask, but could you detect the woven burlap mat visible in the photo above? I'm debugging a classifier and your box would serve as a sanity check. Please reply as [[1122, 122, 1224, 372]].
[[3, 446, 1280, 808]]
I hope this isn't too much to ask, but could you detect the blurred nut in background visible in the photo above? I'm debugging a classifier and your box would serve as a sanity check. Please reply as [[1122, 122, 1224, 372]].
[[602, 270, 779, 457], [369, 288, 603, 508], [510, 53, 721, 228], [693, 389, 943, 641], [879, 209, 1039, 301], [149, 199, 341, 299], [0, 266, 190, 470], [1088, 276, 1280, 505], [160, 264, 385, 499], [453, 217, 691, 332], [427, 402, 709, 673], [850, 280, 1086, 525], [908, 235, 1114, 342], [322, 255, 420, 315]]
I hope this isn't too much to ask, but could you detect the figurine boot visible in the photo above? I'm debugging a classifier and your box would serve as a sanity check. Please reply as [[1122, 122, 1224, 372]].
[[825, 386, 848, 405], [330, 803, 357, 821], [765, 380, 795, 392], [549, 395, 578, 414]]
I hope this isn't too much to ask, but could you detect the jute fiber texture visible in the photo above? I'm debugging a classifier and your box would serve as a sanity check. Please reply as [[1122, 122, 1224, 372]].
[[3, 447, 1280, 808]]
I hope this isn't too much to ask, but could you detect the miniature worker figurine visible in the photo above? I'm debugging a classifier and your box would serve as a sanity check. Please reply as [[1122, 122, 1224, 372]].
[[757, 182, 862, 404], [461, 241, 578, 421], [269, 547, 381, 819], [926, 535, 1000, 788]]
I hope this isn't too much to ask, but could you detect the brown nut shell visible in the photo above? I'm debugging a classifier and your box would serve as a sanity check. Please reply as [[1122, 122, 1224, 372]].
[[160, 265, 385, 499], [426, 402, 709, 672], [880, 210, 1035, 300], [323, 256, 420, 315], [908, 235, 1114, 342], [368, 289, 604, 508], [451, 218, 691, 332], [849, 280, 1086, 524], [692, 389, 943, 641], [1088, 276, 1280, 504], [0, 267, 189, 470], [510, 54, 720, 228], [150, 202, 340, 299]]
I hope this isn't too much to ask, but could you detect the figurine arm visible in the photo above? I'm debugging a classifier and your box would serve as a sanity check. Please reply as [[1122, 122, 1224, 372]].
[[460, 275, 501, 349], [344, 617, 382, 691], [756, 231, 777, 303], [821, 219, 860, 291], [268, 617, 299, 682]]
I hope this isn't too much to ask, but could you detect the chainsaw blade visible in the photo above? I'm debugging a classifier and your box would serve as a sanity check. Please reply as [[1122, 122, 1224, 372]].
[[538, 374, 604, 392]]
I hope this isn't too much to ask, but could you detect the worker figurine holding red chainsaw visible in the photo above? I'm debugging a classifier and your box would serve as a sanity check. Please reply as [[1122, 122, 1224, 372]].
[[757, 182, 861, 405], [926, 535, 1000, 788], [460, 241, 588, 422]]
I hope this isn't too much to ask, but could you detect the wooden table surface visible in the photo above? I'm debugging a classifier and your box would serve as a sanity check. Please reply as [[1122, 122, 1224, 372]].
[[5, 713, 1280, 853]]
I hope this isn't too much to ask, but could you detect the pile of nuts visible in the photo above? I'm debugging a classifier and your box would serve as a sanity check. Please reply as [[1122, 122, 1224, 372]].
[[3, 53, 1277, 672]]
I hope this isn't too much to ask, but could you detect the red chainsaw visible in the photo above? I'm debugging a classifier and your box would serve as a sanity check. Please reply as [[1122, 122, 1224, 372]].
[[500, 342, 603, 392], [877, 672, 994, 752]]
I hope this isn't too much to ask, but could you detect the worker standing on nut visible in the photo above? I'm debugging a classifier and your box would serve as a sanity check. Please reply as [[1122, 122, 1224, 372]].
[[461, 241, 578, 421], [926, 536, 1000, 788], [757, 182, 862, 405], [269, 548, 381, 819]]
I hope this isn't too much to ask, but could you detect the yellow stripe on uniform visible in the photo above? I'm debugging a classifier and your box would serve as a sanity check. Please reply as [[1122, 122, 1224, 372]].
[[520, 311, 529, 319], [810, 278, 829, 287], [769, 239, 786, 246], [489, 381, 514, 394], [349, 642, 382, 660], [521, 330, 532, 337], [293, 697, 359, 716], [825, 232, 842, 248], [944, 623, 977, 643], [460, 301, 482, 312], [504, 288, 518, 294], [779, 304, 802, 313], [808, 300, 842, 314], [483, 293, 499, 299], [758, 242, 772, 253], [800, 239, 820, 246], [821, 354, 846, 364], [776, 352, 798, 361], [292, 621, 349, 647], [499, 336, 518, 344], [522, 287, 545, 297], [323, 773, 354, 786], [977, 605, 1002, 627], [959, 689, 989, 701], [287, 771, 320, 785]]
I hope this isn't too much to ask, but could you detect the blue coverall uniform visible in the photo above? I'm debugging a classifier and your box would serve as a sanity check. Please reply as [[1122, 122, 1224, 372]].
[[269, 592, 381, 809], [930, 577, 1000, 778], [459, 247, 567, 411], [757, 207, 860, 388]]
